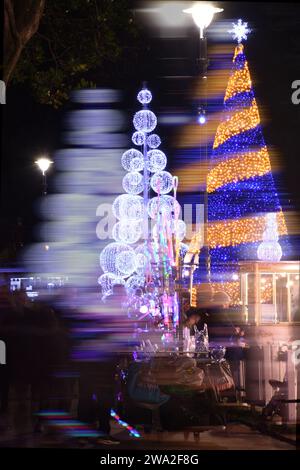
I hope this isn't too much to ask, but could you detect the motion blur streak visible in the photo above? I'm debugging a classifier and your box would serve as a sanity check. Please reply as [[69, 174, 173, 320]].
[[23, 89, 126, 291]]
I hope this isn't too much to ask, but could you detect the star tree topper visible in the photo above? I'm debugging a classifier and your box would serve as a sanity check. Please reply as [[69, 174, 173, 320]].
[[228, 19, 251, 43]]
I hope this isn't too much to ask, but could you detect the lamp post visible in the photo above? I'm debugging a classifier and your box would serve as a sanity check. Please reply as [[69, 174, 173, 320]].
[[184, 3, 223, 287], [35, 157, 53, 196]]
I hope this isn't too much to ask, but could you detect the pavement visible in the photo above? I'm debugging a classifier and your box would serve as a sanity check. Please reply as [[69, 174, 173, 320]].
[[0, 422, 296, 450]]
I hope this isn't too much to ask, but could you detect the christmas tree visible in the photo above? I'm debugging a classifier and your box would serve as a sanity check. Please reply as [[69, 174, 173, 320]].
[[207, 20, 287, 284]]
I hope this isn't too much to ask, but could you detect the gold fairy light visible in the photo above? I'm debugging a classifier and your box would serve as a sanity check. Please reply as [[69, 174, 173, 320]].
[[208, 211, 287, 249], [207, 146, 271, 193], [213, 99, 260, 149]]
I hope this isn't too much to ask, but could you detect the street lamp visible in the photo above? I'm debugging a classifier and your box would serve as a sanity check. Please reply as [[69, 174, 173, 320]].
[[183, 2, 223, 39], [184, 3, 223, 284], [35, 157, 53, 195]]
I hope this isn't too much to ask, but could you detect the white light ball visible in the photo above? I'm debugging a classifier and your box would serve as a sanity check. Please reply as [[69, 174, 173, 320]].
[[122, 171, 144, 195], [137, 89, 152, 104], [112, 194, 144, 220], [257, 241, 282, 262], [116, 250, 137, 277], [146, 149, 167, 173], [125, 274, 145, 294], [100, 242, 132, 277], [135, 253, 149, 275], [121, 149, 144, 172], [150, 171, 174, 194], [147, 134, 161, 149], [98, 273, 124, 296], [133, 110, 157, 133], [112, 220, 142, 244], [132, 131, 146, 146], [147, 195, 181, 219]]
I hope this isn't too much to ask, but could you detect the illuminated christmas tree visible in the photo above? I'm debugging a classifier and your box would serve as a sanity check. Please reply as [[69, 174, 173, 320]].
[[207, 20, 287, 283]]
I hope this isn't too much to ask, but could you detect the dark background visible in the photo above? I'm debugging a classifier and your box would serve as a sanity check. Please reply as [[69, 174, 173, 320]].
[[1, 1, 300, 261]]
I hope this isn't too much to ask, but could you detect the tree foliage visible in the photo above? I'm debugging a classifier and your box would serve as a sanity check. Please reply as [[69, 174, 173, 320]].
[[7, 0, 142, 107]]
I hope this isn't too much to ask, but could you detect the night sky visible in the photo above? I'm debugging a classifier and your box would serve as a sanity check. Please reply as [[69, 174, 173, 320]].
[[1, 1, 300, 255]]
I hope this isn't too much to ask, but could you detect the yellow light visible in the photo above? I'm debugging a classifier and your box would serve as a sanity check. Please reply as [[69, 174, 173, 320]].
[[213, 99, 260, 149], [208, 211, 287, 248], [207, 146, 271, 193], [211, 282, 240, 305], [224, 63, 252, 102]]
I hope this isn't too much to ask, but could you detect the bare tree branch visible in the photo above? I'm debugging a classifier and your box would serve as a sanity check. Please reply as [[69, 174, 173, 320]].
[[4, 0, 46, 83]]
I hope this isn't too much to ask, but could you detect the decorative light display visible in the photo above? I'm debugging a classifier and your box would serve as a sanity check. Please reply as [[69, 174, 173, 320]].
[[257, 213, 283, 261], [132, 131, 146, 146], [207, 147, 271, 193], [122, 171, 144, 195], [133, 110, 157, 133], [147, 195, 181, 219], [146, 149, 167, 173], [147, 134, 161, 149], [99, 86, 185, 329], [100, 242, 133, 277], [206, 26, 286, 282], [110, 410, 141, 439], [153, 219, 186, 242], [116, 249, 137, 276], [208, 212, 286, 249], [98, 273, 125, 298], [121, 149, 144, 172], [125, 274, 145, 294], [112, 194, 144, 221], [137, 88, 152, 105], [150, 171, 174, 194], [213, 98, 260, 149], [228, 19, 251, 44], [112, 220, 142, 244]]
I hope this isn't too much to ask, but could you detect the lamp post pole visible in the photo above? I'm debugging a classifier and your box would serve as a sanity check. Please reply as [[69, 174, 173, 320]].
[[184, 3, 223, 286]]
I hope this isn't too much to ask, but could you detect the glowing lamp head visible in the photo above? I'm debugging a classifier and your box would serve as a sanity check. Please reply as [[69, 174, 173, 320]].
[[198, 114, 206, 125], [36, 158, 53, 175], [183, 2, 223, 38]]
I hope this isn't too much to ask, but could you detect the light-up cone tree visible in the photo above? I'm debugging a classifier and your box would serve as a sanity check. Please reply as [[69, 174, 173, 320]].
[[206, 20, 288, 288], [99, 87, 187, 327]]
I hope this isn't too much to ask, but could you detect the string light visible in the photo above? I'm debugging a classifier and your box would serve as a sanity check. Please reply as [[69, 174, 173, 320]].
[[206, 41, 287, 280], [208, 212, 286, 249], [213, 99, 260, 149]]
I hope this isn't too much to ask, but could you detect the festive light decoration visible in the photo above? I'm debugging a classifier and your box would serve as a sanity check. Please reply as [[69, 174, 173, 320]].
[[147, 134, 161, 149], [205, 31, 286, 280], [147, 195, 181, 219], [100, 242, 133, 277], [146, 149, 167, 173], [208, 212, 286, 249], [110, 410, 141, 438], [150, 171, 174, 194], [112, 194, 144, 221], [100, 86, 185, 331], [213, 99, 260, 149], [112, 220, 142, 244], [257, 213, 283, 261], [207, 147, 271, 193], [133, 110, 157, 133], [116, 250, 137, 276], [121, 149, 144, 172], [132, 131, 146, 146], [137, 88, 152, 105], [228, 19, 251, 44], [122, 171, 144, 195]]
